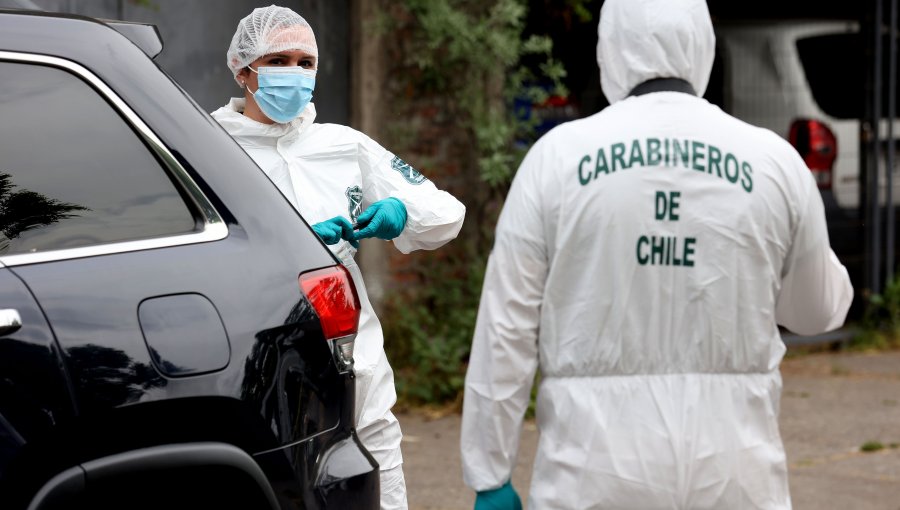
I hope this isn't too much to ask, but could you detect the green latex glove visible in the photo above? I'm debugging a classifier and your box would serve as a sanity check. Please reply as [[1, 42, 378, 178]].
[[311, 216, 358, 248], [353, 198, 407, 241], [474, 481, 522, 510]]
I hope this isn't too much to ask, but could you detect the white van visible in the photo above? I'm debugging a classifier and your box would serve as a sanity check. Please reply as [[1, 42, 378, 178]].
[[712, 19, 900, 291]]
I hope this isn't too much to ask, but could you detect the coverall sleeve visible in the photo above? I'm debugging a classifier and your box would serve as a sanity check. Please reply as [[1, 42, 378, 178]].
[[775, 157, 853, 335], [357, 134, 465, 254], [460, 141, 549, 492]]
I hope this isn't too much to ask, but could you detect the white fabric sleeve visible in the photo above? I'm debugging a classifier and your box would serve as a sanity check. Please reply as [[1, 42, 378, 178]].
[[775, 165, 853, 335], [357, 134, 465, 254], [460, 144, 548, 492]]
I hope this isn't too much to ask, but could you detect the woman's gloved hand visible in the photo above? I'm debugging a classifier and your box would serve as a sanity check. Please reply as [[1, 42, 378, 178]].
[[474, 481, 522, 510], [311, 216, 358, 248], [353, 198, 407, 241]]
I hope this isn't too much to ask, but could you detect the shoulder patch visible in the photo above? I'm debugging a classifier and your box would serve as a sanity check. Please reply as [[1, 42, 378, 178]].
[[345, 185, 363, 223], [391, 156, 428, 185]]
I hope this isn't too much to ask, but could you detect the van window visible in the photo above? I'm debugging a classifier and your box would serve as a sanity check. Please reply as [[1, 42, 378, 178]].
[[703, 47, 726, 110], [798, 33, 898, 120], [0, 62, 196, 256]]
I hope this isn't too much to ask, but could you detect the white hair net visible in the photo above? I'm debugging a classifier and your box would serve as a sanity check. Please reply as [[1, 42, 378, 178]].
[[226, 5, 318, 83]]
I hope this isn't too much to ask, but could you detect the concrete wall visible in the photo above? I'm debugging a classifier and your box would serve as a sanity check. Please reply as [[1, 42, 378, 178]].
[[28, 0, 349, 123]]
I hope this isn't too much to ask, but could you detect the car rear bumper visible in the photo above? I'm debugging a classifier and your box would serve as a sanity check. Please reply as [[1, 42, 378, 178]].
[[254, 430, 379, 510]]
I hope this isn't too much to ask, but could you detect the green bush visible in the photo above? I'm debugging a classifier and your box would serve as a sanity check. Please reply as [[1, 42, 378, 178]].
[[379, 0, 593, 406], [853, 276, 900, 350], [860, 440, 885, 453], [382, 249, 485, 405]]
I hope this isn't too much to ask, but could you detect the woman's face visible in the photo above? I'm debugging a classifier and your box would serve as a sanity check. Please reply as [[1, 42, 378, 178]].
[[237, 49, 317, 92]]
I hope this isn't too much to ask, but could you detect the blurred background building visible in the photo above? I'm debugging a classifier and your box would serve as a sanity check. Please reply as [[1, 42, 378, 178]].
[[0, 0, 351, 124]]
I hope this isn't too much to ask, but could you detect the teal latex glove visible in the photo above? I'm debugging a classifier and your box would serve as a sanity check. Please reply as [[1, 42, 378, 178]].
[[312, 216, 359, 248], [353, 198, 407, 241], [474, 482, 522, 510]]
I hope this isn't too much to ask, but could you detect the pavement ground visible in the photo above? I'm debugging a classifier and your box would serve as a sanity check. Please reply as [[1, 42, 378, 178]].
[[398, 349, 900, 510]]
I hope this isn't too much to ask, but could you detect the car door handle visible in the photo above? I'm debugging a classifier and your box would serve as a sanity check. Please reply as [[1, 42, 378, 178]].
[[0, 309, 23, 336]]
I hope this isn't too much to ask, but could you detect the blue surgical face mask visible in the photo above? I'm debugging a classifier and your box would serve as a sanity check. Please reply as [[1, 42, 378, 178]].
[[247, 66, 316, 124]]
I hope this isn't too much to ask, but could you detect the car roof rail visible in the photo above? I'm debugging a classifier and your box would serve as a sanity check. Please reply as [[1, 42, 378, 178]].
[[99, 19, 164, 59], [0, 0, 163, 59]]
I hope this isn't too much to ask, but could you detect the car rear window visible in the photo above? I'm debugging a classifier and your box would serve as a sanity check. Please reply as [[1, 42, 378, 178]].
[[0, 62, 196, 256], [798, 32, 898, 120]]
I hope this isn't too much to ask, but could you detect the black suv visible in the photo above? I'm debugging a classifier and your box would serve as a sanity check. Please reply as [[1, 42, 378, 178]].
[[0, 9, 377, 509]]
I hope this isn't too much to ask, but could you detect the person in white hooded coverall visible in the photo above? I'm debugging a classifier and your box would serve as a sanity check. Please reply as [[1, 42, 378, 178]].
[[211, 6, 465, 509], [460, 0, 853, 508]]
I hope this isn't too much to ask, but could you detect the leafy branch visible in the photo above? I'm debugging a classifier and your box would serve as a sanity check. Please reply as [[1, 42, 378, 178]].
[[0, 172, 87, 252], [378, 0, 593, 406]]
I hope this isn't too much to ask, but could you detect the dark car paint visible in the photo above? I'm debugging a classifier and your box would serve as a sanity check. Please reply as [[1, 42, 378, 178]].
[[0, 9, 376, 509], [0, 268, 75, 459]]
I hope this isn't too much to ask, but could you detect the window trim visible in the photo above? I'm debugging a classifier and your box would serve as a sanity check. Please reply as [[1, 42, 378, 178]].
[[0, 51, 228, 267]]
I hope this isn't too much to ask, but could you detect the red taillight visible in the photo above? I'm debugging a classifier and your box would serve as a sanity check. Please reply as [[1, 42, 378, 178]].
[[789, 119, 837, 190], [299, 265, 360, 340]]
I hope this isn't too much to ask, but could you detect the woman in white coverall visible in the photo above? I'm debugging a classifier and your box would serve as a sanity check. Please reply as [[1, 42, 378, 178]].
[[212, 6, 465, 509], [460, 0, 852, 508]]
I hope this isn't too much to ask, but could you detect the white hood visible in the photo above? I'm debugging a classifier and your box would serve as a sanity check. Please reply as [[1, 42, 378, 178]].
[[596, 0, 715, 104]]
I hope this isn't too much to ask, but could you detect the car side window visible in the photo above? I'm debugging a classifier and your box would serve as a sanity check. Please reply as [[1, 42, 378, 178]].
[[0, 62, 196, 256]]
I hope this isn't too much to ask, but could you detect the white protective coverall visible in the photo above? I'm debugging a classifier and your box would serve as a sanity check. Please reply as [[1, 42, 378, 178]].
[[212, 99, 465, 508], [460, 0, 853, 508]]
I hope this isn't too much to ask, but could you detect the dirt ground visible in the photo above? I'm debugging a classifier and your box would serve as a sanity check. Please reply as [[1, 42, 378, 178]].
[[397, 349, 900, 510]]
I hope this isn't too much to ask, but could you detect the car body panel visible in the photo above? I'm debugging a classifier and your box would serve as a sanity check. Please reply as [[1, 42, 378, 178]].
[[0, 267, 74, 478], [0, 9, 377, 509]]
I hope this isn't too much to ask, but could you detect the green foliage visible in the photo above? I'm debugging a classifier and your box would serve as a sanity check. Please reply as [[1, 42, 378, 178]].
[[129, 0, 159, 11], [391, 0, 568, 192], [860, 440, 885, 452], [382, 249, 486, 405], [380, 0, 592, 406], [567, 0, 594, 22], [829, 363, 850, 376], [852, 276, 900, 350]]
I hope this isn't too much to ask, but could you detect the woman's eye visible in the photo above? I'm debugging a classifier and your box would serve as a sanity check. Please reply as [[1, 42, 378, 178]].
[[301, 60, 314, 68], [268, 59, 284, 65]]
